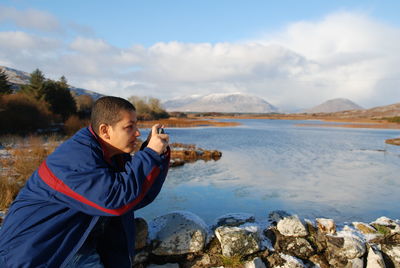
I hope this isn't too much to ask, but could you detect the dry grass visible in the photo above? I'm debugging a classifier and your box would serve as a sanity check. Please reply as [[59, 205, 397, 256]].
[[0, 136, 59, 210], [64, 115, 89, 136]]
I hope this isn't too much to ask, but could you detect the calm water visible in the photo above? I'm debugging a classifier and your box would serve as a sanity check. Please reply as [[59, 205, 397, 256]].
[[137, 119, 400, 224]]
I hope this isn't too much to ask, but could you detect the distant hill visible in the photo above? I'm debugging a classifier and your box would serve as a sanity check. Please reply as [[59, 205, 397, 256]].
[[163, 93, 279, 113], [331, 102, 400, 118], [305, 98, 364, 113], [0, 65, 104, 100]]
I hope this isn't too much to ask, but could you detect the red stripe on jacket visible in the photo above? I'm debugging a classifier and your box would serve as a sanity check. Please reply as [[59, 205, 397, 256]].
[[38, 160, 160, 216]]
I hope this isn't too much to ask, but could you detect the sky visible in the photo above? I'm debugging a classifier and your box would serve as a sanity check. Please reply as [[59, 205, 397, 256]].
[[1, 0, 400, 110]]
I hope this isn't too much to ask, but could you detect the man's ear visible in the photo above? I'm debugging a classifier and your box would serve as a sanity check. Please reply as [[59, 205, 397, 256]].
[[99, 123, 110, 140]]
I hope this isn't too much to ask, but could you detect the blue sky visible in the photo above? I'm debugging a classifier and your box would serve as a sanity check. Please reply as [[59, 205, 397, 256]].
[[1, 0, 399, 109]]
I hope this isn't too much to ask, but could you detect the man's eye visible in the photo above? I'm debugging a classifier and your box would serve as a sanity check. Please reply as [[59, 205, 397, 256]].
[[126, 126, 133, 129]]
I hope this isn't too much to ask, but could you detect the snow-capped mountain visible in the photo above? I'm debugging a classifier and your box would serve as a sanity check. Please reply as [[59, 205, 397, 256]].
[[163, 93, 279, 113], [304, 98, 364, 113], [0, 65, 103, 100]]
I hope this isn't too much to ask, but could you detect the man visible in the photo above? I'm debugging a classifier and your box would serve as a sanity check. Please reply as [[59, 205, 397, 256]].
[[0, 96, 170, 267]]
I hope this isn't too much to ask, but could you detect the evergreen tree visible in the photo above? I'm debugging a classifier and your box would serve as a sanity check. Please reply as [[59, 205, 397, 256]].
[[0, 69, 12, 95], [58, 75, 68, 88], [42, 80, 77, 121], [21, 68, 46, 99]]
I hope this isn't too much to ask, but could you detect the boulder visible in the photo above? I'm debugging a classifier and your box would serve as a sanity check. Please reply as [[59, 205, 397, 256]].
[[269, 226, 314, 259], [266, 253, 306, 268], [353, 222, 377, 235], [244, 257, 266, 268], [135, 217, 148, 250], [215, 213, 255, 228], [345, 258, 364, 268], [277, 215, 308, 237], [371, 217, 400, 235], [316, 218, 336, 234], [149, 211, 208, 255], [268, 210, 291, 225], [381, 244, 400, 268], [215, 223, 261, 257], [366, 245, 386, 268], [309, 254, 330, 268], [325, 231, 366, 266]]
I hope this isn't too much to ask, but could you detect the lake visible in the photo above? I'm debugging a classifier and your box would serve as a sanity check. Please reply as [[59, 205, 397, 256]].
[[137, 119, 400, 225]]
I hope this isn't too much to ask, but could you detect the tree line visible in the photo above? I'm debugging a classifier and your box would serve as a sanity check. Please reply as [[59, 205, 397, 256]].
[[0, 68, 169, 135]]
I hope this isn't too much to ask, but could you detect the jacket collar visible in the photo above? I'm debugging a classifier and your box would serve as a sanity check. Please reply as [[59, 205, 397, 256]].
[[88, 125, 113, 165]]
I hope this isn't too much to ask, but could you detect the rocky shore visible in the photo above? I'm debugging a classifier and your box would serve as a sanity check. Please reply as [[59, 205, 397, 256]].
[[131, 211, 400, 268]]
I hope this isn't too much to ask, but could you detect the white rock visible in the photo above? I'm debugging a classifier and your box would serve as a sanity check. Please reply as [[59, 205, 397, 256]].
[[346, 258, 364, 268], [147, 263, 179, 268], [215, 223, 261, 257], [268, 210, 291, 225], [277, 215, 308, 237], [277, 253, 306, 268], [371, 217, 400, 234], [366, 245, 386, 268], [382, 245, 400, 267], [316, 218, 336, 234], [244, 257, 266, 268], [327, 231, 366, 259], [149, 211, 208, 255]]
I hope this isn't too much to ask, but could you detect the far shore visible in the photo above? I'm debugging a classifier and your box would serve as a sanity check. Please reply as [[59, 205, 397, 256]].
[[137, 117, 240, 128]]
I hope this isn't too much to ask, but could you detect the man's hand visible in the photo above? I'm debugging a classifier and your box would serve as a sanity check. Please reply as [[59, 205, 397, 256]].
[[147, 124, 169, 155]]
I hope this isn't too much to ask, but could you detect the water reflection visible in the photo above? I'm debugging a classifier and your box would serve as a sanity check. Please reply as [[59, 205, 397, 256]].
[[137, 120, 400, 224]]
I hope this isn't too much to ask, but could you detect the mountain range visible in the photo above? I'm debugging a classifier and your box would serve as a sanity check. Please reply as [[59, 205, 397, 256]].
[[162, 93, 279, 113], [1, 65, 398, 115]]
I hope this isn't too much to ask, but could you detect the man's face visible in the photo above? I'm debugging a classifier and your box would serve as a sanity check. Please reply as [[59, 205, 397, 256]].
[[107, 110, 140, 154]]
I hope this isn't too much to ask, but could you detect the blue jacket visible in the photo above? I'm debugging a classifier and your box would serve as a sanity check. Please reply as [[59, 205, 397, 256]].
[[0, 126, 170, 268]]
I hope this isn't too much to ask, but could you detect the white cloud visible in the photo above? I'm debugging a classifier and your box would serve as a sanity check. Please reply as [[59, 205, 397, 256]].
[[0, 6, 62, 32], [1, 11, 399, 110]]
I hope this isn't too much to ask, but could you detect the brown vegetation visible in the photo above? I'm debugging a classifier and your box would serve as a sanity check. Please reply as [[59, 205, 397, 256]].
[[0, 93, 53, 135], [0, 136, 59, 210], [64, 115, 89, 136], [385, 138, 400, 146]]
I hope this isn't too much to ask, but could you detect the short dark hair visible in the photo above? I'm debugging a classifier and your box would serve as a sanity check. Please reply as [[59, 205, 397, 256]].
[[91, 96, 136, 135]]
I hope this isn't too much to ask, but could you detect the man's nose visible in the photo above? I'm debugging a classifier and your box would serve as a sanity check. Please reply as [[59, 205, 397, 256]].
[[135, 129, 141, 137]]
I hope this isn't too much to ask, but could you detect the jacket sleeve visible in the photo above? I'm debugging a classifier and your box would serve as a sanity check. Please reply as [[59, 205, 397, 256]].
[[39, 147, 168, 216], [134, 147, 170, 210]]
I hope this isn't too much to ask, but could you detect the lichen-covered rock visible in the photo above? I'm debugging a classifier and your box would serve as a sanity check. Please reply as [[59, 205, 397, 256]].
[[325, 231, 366, 265], [149, 211, 208, 255], [244, 257, 266, 268], [316, 218, 336, 234], [266, 253, 306, 268], [345, 257, 364, 268], [366, 245, 385, 268], [277, 215, 308, 237], [215, 213, 255, 228], [353, 222, 377, 235], [135, 217, 148, 250], [270, 226, 314, 259], [268, 210, 292, 226], [280, 237, 314, 259], [215, 223, 261, 257], [309, 254, 330, 268], [381, 244, 400, 267], [371, 217, 400, 235]]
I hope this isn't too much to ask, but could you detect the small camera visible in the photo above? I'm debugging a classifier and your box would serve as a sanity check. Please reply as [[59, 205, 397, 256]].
[[157, 128, 165, 134]]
